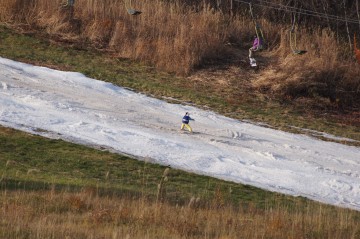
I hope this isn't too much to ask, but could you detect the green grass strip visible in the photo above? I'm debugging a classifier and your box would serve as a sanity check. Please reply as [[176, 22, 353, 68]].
[[0, 126, 311, 210]]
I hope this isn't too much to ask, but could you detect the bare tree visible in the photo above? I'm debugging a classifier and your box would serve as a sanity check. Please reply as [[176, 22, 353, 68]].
[[357, 0, 360, 32], [343, 0, 352, 51]]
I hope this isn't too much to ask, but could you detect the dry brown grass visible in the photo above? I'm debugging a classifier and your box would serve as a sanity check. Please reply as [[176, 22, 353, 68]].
[[254, 28, 360, 108], [0, 0, 235, 74], [1, 188, 360, 239], [0, 0, 277, 75], [355, 34, 360, 65]]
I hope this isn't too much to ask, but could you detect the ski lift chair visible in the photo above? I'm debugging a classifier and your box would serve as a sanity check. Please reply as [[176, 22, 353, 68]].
[[124, 0, 142, 15], [289, 14, 307, 55]]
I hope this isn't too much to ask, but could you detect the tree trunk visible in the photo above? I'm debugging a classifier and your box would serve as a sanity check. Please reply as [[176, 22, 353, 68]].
[[343, 0, 352, 51]]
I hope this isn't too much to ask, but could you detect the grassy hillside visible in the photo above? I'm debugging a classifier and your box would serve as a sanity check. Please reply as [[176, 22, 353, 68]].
[[0, 25, 359, 144], [0, 26, 359, 238], [1, 0, 359, 110], [0, 1, 360, 237], [0, 24, 359, 238], [1, 126, 360, 239]]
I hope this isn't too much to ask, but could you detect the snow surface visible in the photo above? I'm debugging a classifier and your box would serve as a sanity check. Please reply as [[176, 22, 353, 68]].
[[1, 57, 360, 210]]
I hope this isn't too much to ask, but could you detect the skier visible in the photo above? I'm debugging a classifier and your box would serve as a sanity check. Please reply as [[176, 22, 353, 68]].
[[249, 35, 260, 58], [180, 112, 194, 133]]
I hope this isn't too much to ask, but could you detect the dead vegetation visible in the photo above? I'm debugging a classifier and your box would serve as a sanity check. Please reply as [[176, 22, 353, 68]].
[[1, 187, 360, 239], [0, 0, 359, 112]]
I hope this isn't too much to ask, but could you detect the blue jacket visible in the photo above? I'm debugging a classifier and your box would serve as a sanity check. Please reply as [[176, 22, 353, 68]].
[[182, 115, 193, 124]]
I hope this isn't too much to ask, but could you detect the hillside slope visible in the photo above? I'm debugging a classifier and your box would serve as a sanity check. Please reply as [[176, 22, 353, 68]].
[[1, 56, 360, 211], [1, 0, 359, 112]]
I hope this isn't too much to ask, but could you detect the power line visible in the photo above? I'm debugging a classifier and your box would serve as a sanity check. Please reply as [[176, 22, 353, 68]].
[[235, 0, 360, 25], [259, 0, 360, 24]]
